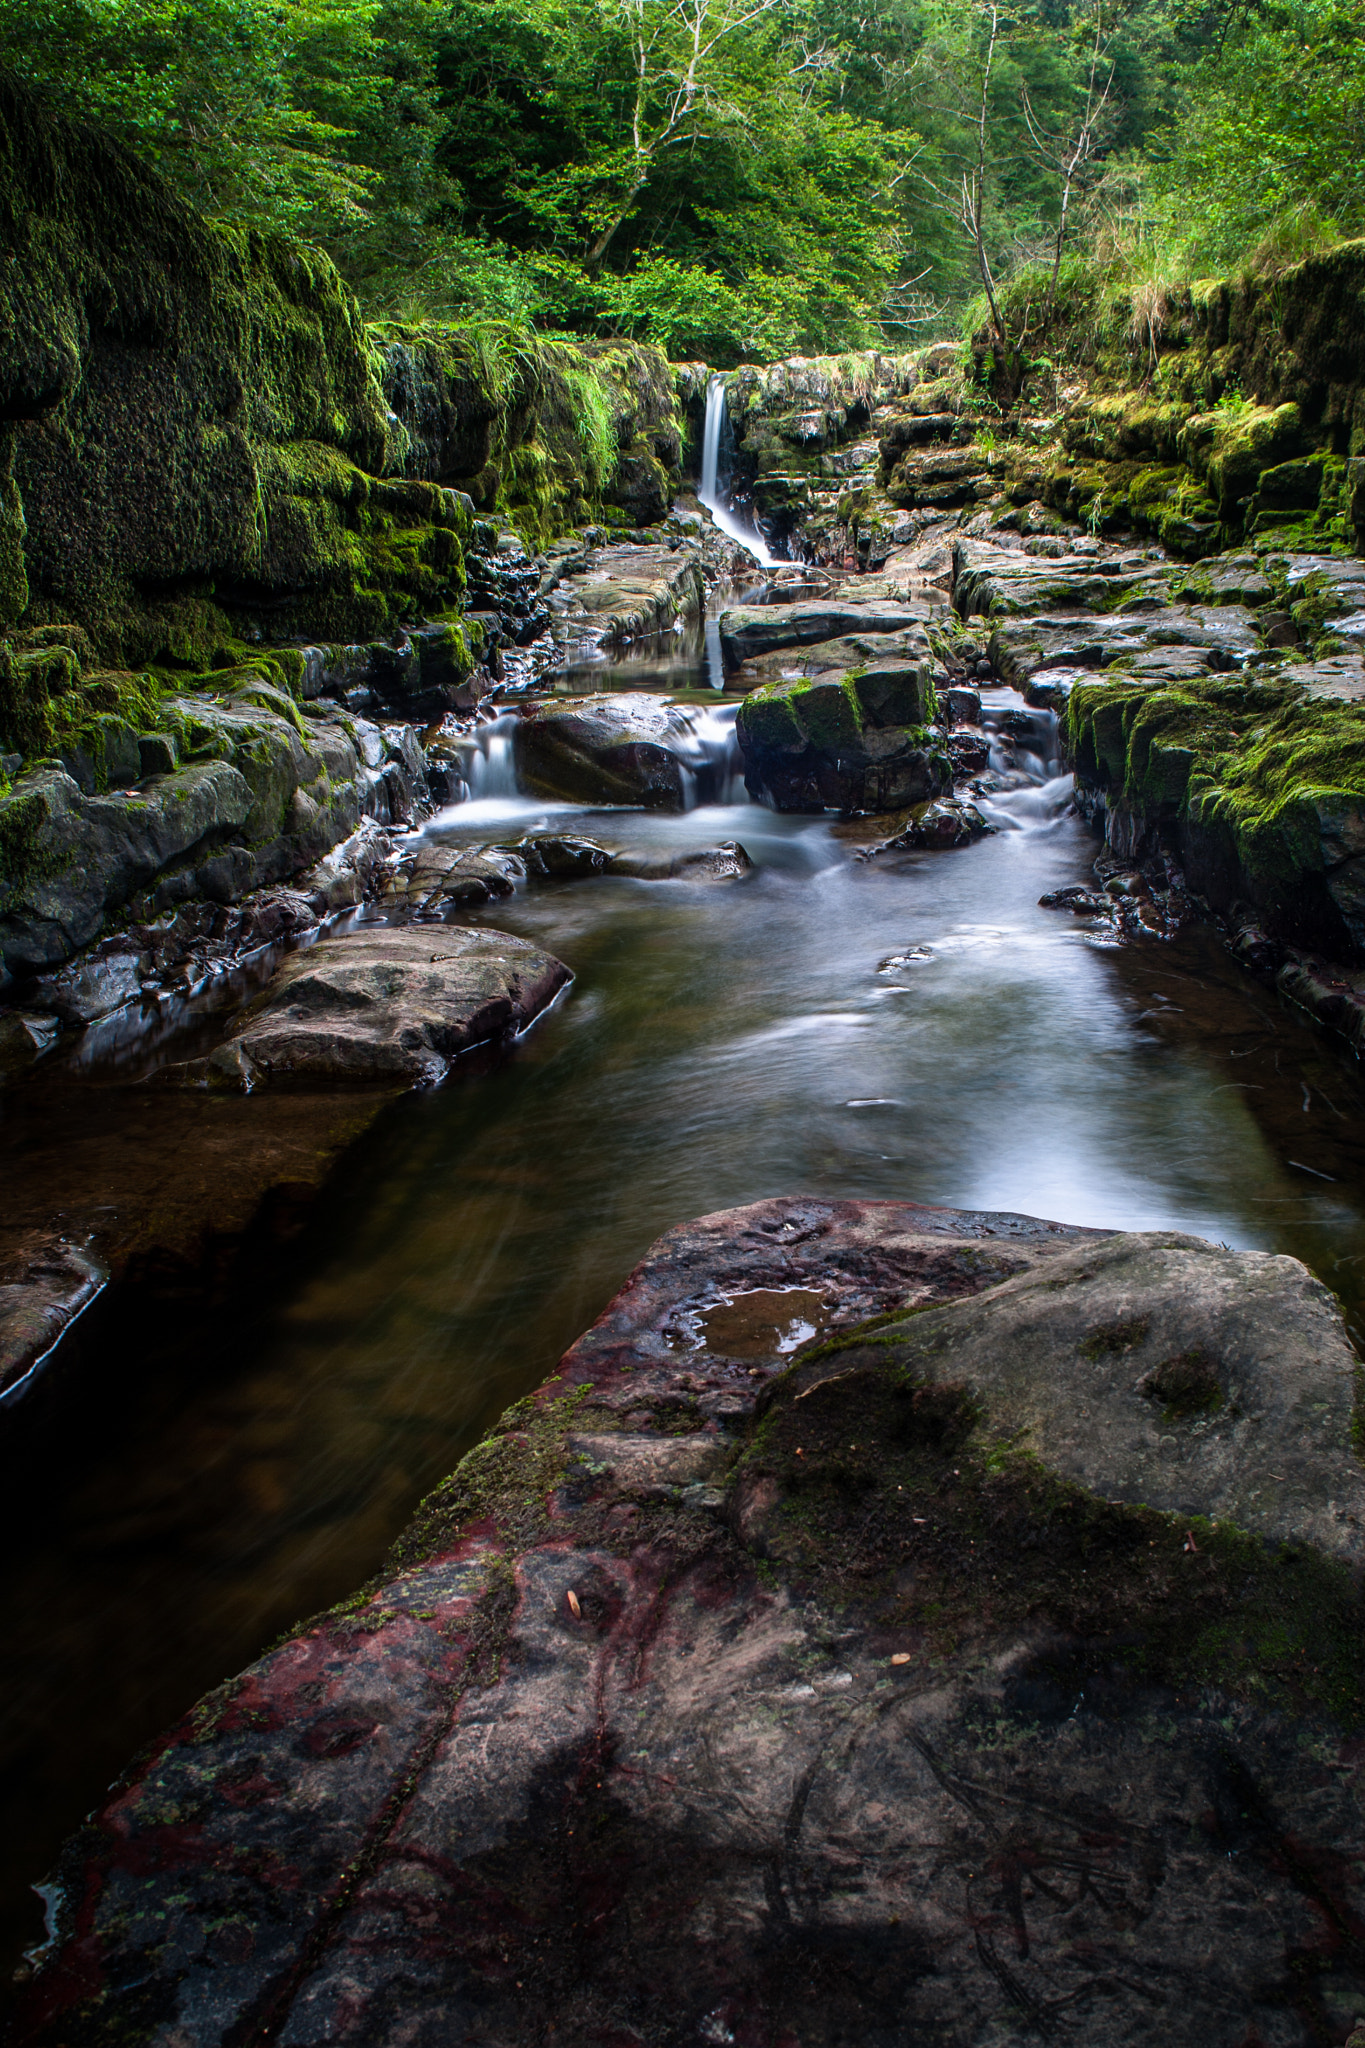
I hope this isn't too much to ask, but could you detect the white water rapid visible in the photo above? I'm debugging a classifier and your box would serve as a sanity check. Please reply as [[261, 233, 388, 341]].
[[698, 374, 781, 566]]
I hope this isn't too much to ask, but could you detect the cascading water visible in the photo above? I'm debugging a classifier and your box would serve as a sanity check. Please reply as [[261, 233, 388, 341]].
[[448, 714, 520, 802], [698, 374, 781, 567]]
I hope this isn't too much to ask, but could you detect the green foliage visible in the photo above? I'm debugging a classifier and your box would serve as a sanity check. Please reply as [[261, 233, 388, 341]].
[[2, 0, 1362, 354]]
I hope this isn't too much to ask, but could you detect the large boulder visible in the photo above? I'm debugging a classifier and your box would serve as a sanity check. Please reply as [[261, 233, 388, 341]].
[[513, 694, 713, 809], [19, 1197, 1365, 2047], [737, 665, 947, 813], [171, 925, 571, 1087]]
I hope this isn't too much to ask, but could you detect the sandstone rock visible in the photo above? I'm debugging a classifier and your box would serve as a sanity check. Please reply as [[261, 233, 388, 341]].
[[989, 604, 1261, 691], [546, 542, 705, 657], [168, 925, 571, 1087], [954, 537, 1174, 617], [0, 762, 254, 973], [0, 1236, 107, 1405], [799, 1230, 1365, 1555], [731, 625, 935, 693], [21, 1198, 1365, 2048], [719, 593, 935, 665]]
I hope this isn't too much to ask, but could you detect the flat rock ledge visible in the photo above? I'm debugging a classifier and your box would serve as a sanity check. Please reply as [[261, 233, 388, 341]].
[[15, 1197, 1365, 2048], [167, 925, 571, 1088]]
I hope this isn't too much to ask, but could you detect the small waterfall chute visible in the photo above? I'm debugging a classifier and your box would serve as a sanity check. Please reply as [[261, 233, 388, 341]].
[[698, 375, 781, 568]]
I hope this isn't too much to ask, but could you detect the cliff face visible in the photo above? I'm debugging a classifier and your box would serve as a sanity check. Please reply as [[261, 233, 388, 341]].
[[0, 74, 683, 984], [0, 75, 453, 669]]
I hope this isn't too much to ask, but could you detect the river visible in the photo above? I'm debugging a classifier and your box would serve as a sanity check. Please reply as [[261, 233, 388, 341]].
[[3, 597, 1365, 1986]]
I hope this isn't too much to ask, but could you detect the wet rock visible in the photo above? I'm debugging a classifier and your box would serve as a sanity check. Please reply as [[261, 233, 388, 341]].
[[0, 1236, 106, 1404], [857, 796, 993, 854], [513, 834, 616, 880], [801, 1229, 1365, 1553], [989, 604, 1261, 691], [28, 944, 152, 1026], [514, 695, 706, 809], [954, 536, 1173, 617], [1039, 883, 1110, 915], [615, 841, 753, 882], [942, 683, 982, 723], [719, 592, 935, 665], [167, 925, 571, 1088], [0, 683, 422, 977], [945, 728, 989, 774], [1276, 953, 1365, 1056], [23, 1197, 1365, 2047], [737, 667, 945, 814], [300, 820, 396, 913], [384, 841, 523, 912], [732, 626, 935, 694], [546, 541, 705, 658], [0, 1008, 61, 1081], [0, 762, 254, 974]]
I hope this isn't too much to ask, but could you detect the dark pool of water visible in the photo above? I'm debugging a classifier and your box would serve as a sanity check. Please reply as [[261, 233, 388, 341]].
[[4, 675, 1365, 1991]]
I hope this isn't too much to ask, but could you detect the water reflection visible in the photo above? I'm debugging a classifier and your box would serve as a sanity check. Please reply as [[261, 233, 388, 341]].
[[5, 673, 1365, 1986]]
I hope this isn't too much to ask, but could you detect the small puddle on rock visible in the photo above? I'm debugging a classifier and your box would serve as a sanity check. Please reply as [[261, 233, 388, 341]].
[[693, 1287, 828, 1358]]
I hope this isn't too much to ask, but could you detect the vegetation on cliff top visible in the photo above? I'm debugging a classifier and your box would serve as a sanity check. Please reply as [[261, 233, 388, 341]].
[[3, 0, 1362, 363]]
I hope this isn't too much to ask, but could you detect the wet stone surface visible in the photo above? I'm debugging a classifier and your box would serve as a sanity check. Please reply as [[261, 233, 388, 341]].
[[15, 1196, 1365, 2048]]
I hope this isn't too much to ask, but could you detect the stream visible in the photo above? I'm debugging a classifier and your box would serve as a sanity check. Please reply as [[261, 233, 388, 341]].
[[5, 582, 1365, 1984]]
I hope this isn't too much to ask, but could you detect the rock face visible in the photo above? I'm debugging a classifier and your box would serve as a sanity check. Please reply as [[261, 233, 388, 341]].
[[514, 694, 716, 809], [17, 1195, 1365, 2048], [0, 681, 425, 978], [172, 925, 571, 1087], [1066, 654, 1365, 955], [540, 539, 705, 657], [737, 664, 948, 813]]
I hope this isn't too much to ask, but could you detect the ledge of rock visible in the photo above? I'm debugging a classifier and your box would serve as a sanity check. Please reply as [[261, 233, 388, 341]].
[[719, 594, 935, 665], [17, 1195, 1365, 2047], [0, 1234, 107, 1407], [167, 924, 571, 1088]]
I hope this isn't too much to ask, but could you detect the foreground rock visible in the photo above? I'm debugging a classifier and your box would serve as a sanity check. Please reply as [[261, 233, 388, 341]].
[[170, 925, 571, 1088], [18, 1196, 1365, 2047]]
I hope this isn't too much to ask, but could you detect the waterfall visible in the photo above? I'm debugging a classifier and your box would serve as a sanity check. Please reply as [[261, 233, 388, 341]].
[[698, 375, 780, 568]]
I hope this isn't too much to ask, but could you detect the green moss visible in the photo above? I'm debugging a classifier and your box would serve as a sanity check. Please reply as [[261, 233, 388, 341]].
[[737, 673, 864, 757], [386, 1382, 595, 1571], [1069, 671, 1365, 919]]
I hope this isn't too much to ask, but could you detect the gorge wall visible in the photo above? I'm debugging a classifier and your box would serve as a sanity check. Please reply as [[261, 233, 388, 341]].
[[0, 73, 683, 993]]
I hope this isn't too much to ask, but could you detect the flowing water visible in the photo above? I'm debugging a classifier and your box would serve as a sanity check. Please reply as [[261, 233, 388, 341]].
[[6, 599, 1365, 1987], [698, 374, 782, 566]]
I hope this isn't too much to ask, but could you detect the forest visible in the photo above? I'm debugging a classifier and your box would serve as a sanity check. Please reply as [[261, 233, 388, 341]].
[[3, 0, 1362, 365]]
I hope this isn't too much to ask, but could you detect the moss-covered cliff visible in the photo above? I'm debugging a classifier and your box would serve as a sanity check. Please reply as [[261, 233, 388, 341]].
[[0, 72, 685, 979]]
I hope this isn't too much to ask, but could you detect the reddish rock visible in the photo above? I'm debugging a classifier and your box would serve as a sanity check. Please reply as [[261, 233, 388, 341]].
[[13, 1197, 1365, 2048]]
